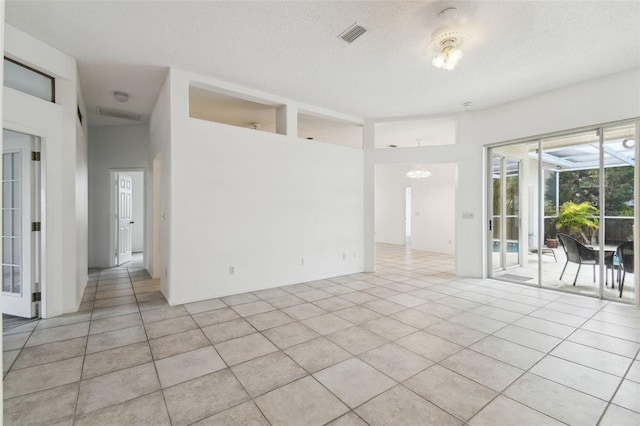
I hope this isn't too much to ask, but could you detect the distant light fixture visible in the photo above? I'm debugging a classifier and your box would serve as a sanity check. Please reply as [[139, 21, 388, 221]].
[[622, 138, 635, 149], [430, 8, 469, 71], [113, 91, 129, 102], [463, 101, 472, 108], [306, 137, 314, 140], [250, 122, 261, 130], [388, 144, 398, 148], [406, 166, 432, 179]]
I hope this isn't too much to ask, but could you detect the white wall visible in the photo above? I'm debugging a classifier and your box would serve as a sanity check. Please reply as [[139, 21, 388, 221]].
[[163, 69, 364, 305], [87, 125, 150, 269], [375, 163, 455, 254], [4, 24, 86, 317], [374, 164, 408, 245], [149, 70, 172, 295], [76, 78, 88, 299], [131, 171, 144, 252], [411, 163, 456, 255]]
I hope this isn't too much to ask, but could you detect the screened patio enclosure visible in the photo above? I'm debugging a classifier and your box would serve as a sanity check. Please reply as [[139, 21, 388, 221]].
[[488, 119, 639, 304]]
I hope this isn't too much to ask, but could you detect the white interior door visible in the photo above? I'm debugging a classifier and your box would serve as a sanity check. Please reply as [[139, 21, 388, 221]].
[[2, 130, 34, 318], [117, 173, 133, 265]]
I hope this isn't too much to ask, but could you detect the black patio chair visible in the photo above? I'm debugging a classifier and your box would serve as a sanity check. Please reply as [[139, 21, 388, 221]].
[[617, 241, 634, 298], [557, 233, 600, 285]]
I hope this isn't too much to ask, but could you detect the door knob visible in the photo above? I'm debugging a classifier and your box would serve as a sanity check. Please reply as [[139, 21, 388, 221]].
[[130, 221, 135, 224]]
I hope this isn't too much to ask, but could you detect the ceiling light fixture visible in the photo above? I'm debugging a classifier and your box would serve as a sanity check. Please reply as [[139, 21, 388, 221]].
[[430, 8, 469, 70], [250, 122, 261, 130], [406, 165, 432, 179], [113, 91, 129, 102]]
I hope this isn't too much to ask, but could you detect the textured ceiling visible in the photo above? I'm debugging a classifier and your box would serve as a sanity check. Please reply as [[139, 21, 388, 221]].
[[5, 1, 640, 127]]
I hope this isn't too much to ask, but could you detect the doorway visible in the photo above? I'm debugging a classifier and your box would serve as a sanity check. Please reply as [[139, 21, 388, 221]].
[[2, 129, 42, 318], [374, 163, 456, 256], [110, 170, 145, 267]]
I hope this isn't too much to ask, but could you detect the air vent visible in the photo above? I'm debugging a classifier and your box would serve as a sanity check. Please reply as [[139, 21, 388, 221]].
[[97, 107, 142, 122], [339, 23, 366, 43]]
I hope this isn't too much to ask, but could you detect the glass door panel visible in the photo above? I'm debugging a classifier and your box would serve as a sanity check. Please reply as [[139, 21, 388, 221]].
[[504, 158, 520, 268], [490, 149, 524, 277], [540, 129, 600, 297], [602, 123, 636, 302]]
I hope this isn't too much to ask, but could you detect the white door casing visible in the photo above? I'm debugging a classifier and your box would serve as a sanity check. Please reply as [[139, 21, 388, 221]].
[[2, 130, 37, 318], [117, 173, 133, 265]]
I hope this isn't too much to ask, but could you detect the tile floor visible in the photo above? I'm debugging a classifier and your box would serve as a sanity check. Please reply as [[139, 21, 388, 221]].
[[3, 244, 640, 425]]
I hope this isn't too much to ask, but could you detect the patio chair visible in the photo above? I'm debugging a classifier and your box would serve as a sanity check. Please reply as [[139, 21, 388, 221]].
[[617, 241, 634, 298], [557, 233, 600, 285]]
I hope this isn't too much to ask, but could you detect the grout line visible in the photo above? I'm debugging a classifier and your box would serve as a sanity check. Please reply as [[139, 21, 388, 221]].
[[4, 246, 638, 424], [596, 345, 640, 424]]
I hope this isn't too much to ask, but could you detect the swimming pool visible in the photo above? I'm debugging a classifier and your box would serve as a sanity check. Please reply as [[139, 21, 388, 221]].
[[492, 241, 519, 253]]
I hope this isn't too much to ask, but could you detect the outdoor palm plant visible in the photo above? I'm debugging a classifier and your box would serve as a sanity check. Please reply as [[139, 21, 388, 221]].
[[556, 201, 599, 244]]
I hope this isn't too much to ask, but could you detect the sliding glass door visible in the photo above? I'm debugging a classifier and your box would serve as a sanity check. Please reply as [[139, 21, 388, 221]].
[[487, 119, 638, 303]]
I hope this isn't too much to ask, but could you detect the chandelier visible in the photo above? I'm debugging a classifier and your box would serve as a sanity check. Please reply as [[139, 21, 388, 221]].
[[406, 166, 432, 179]]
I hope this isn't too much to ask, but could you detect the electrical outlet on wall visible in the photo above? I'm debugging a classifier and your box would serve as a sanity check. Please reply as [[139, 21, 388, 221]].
[[342, 253, 347, 260], [229, 266, 235, 275], [463, 212, 474, 219]]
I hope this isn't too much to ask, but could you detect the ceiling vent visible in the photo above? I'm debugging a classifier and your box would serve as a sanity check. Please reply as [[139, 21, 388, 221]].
[[339, 23, 366, 43], [97, 107, 142, 122]]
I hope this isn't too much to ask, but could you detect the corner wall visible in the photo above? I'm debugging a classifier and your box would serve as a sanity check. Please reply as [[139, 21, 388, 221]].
[[149, 70, 172, 298], [164, 69, 364, 305], [76, 77, 88, 301]]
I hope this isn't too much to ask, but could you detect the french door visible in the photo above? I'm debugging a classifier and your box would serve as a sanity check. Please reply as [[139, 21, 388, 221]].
[[2, 129, 41, 318]]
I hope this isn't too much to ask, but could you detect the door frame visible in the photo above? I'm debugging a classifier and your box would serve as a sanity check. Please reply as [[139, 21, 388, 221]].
[[2, 122, 47, 318], [405, 186, 411, 246], [488, 153, 523, 274], [108, 168, 146, 268]]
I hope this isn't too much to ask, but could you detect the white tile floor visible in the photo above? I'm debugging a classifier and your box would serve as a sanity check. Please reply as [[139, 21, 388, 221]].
[[3, 244, 640, 425]]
